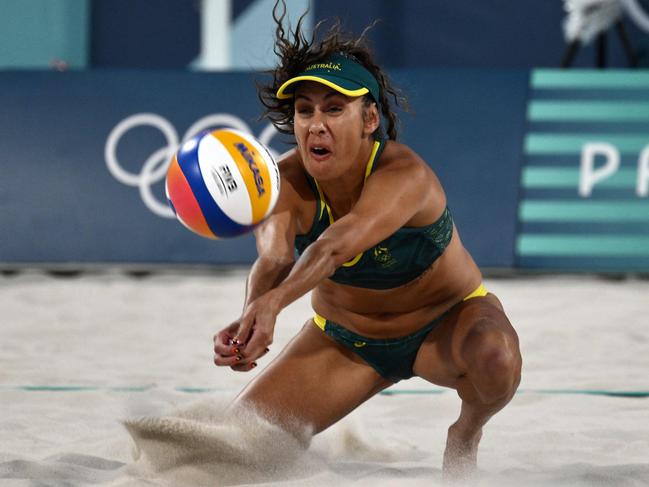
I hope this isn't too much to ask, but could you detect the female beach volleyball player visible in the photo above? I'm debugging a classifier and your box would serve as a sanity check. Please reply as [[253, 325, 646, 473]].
[[213, 2, 522, 477]]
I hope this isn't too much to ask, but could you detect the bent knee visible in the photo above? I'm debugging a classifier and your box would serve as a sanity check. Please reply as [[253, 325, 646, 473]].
[[462, 323, 521, 402], [478, 345, 520, 381]]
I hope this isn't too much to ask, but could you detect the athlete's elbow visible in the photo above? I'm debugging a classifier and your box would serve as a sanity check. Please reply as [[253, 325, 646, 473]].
[[254, 255, 295, 279], [257, 254, 294, 269], [314, 236, 358, 274], [305, 238, 339, 277]]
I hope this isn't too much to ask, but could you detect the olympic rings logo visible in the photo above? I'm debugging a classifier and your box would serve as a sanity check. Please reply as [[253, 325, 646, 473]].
[[104, 113, 280, 218]]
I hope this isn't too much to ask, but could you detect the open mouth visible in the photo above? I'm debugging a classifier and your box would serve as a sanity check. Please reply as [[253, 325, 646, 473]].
[[310, 147, 331, 156]]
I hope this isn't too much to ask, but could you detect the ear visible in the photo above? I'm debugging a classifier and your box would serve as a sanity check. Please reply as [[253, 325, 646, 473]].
[[362, 102, 380, 136]]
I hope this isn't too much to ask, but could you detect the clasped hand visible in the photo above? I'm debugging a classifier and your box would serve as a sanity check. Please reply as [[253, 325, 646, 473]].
[[213, 293, 279, 372]]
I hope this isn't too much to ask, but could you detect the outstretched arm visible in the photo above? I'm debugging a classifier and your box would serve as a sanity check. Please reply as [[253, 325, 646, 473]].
[[244, 215, 296, 307], [213, 169, 298, 371]]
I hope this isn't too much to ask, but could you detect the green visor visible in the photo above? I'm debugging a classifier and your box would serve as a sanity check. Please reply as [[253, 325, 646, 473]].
[[276, 54, 380, 103]]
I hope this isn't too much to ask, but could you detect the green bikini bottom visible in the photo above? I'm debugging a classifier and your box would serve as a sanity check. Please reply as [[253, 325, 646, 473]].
[[313, 283, 488, 382]]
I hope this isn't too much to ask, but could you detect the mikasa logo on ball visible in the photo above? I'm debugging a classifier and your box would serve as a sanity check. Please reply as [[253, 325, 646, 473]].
[[234, 142, 265, 197]]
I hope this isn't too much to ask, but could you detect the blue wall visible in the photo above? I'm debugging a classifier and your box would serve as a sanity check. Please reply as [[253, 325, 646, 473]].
[[0, 69, 527, 268]]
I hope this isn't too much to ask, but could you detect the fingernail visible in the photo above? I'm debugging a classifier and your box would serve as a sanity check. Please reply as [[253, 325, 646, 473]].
[[264, 348, 270, 353], [250, 362, 257, 369], [232, 338, 240, 345], [231, 347, 240, 354], [236, 355, 242, 362]]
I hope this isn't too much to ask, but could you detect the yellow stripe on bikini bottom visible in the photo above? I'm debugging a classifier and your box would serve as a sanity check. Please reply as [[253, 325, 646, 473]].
[[463, 283, 488, 301], [313, 283, 487, 331], [313, 312, 327, 331]]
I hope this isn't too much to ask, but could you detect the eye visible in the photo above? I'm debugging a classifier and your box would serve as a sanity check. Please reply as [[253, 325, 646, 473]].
[[327, 105, 343, 113], [295, 105, 313, 115]]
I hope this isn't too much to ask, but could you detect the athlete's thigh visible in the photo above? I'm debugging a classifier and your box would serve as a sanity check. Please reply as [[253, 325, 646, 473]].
[[412, 294, 519, 387], [234, 320, 392, 435]]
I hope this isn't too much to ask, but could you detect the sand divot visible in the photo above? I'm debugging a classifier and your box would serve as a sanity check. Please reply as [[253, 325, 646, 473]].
[[121, 398, 321, 486]]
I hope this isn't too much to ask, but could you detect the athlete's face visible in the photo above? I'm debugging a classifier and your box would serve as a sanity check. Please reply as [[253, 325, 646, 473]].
[[293, 82, 378, 181]]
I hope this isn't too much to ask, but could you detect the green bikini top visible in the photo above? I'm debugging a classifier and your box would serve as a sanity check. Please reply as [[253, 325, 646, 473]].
[[294, 139, 454, 290]]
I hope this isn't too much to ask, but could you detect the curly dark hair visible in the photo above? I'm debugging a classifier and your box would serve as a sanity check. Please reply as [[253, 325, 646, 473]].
[[258, 0, 407, 141]]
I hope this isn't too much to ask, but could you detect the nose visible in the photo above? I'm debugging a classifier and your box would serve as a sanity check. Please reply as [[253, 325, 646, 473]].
[[308, 112, 326, 135]]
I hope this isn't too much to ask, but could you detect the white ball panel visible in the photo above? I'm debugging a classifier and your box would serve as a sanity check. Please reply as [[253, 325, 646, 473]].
[[198, 133, 253, 225]]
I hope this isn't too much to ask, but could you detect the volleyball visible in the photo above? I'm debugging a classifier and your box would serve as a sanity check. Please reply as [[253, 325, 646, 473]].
[[165, 129, 280, 239]]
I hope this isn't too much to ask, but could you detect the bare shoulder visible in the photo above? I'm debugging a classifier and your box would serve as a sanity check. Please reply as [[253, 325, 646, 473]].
[[374, 140, 447, 212], [379, 141, 439, 181]]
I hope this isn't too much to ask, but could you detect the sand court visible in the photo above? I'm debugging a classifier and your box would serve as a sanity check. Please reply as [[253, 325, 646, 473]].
[[1, 270, 648, 486]]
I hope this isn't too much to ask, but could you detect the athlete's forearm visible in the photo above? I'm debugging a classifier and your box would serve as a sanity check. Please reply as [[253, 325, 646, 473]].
[[267, 238, 337, 311], [243, 255, 294, 310]]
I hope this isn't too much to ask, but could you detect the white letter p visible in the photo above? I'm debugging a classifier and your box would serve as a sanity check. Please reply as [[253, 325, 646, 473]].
[[579, 142, 620, 197]]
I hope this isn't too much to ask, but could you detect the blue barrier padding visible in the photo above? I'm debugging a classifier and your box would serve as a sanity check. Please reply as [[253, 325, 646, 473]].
[[0, 69, 526, 267]]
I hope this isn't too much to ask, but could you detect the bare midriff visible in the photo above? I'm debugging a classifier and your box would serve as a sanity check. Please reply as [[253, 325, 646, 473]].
[[311, 229, 483, 339]]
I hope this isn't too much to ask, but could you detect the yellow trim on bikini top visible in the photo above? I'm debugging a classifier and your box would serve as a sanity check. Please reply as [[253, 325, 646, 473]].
[[313, 140, 381, 267]]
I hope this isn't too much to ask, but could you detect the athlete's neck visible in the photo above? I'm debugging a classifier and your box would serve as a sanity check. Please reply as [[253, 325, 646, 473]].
[[318, 138, 376, 218]]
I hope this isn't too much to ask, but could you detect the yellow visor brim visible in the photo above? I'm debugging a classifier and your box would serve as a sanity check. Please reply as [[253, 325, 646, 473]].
[[276, 75, 369, 99]]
